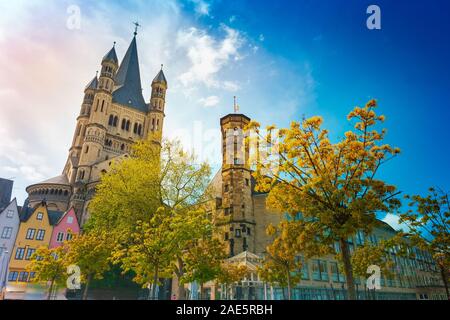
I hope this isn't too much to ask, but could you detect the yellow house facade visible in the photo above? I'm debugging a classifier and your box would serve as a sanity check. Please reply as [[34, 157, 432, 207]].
[[8, 202, 63, 284]]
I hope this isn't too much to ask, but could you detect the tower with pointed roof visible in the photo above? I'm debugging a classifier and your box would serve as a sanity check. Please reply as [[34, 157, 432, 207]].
[[25, 29, 168, 223]]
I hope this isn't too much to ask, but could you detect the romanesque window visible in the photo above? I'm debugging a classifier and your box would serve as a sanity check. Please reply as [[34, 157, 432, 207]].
[[133, 123, 138, 134], [113, 116, 118, 127], [138, 124, 142, 135], [101, 100, 105, 112], [108, 115, 114, 126], [121, 119, 126, 130], [126, 120, 130, 131]]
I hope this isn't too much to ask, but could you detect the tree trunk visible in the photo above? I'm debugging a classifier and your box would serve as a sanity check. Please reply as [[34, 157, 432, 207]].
[[439, 264, 450, 300], [199, 283, 204, 300], [339, 238, 356, 300], [151, 267, 159, 300], [47, 278, 55, 300], [176, 257, 186, 300], [82, 274, 92, 300], [286, 268, 292, 300]]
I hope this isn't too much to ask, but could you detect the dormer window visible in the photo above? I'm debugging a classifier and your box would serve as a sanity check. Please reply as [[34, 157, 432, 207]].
[[36, 213, 43, 220]]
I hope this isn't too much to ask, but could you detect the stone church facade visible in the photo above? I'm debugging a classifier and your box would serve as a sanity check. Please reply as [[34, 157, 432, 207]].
[[25, 32, 167, 225]]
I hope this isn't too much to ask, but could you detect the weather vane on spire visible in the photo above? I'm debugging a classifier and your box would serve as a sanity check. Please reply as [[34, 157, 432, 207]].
[[133, 21, 141, 36], [234, 96, 239, 113]]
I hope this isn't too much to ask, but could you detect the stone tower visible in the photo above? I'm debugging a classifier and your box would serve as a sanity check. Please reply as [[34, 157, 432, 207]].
[[148, 65, 167, 138], [220, 107, 255, 256], [26, 29, 168, 223]]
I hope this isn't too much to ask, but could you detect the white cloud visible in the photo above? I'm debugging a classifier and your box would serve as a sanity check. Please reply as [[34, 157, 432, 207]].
[[259, 34, 265, 42], [176, 24, 245, 90], [382, 213, 410, 232], [189, 0, 210, 16], [198, 95, 220, 107], [229, 15, 236, 23]]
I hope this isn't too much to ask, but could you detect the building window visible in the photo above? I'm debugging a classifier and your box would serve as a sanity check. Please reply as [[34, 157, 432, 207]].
[[319, 261, 329, 281], [245, 179, 249, 186], [0, 246, 6, 256], [247, 227, 251, 235], [6, 210, 14, 218], [29, 272, 36, 281], [36, 212, 43, 220], [312, 260, 329, 281], [224, 232, 229, 241], [25, 248, 36, 260], [66, 233, 73, 241], [356, 230, 365, 246], [67, 216, 73, 224], [8, 271, 18, 282], [224, 185, 229, 192], [300, 257, 309, 280], [243, 237, 248, 251], [108, 114, 114, 126], [235, 229, 241, 238], [18, 272, 29, 282], [57, 232, 64, 242], [15, 248, 25, 260], [126, 120, 130, 131], [25, 228, 36, 240], [1, 227, 13, 239], [36, 229, 46, 241]]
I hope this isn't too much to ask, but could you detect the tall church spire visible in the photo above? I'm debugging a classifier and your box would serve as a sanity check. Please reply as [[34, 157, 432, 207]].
[[112, 35, 146, 112]]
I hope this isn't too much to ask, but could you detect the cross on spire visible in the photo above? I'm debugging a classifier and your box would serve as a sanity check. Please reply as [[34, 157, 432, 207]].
[[133, 21, 141, 36], [233, 96, 239, 113]]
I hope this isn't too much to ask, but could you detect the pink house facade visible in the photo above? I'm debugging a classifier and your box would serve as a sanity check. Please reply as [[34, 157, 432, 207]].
[[49, 207, 80, 248]]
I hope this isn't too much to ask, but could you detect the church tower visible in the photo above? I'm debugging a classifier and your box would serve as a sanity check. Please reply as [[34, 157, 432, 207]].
[[148, 65, 167, 139], [220, 99, 255, 256]]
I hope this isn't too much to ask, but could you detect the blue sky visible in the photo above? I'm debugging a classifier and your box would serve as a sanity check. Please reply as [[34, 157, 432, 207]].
[[0, 0, 449, 229]]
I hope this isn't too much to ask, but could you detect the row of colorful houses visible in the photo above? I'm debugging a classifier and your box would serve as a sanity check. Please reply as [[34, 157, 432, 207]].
[[0, 199, 80, 286]]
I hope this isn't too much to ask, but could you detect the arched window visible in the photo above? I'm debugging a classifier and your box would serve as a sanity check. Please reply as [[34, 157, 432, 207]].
[[85, 146, 89, 153], [121, 144, 125, 151], [156, 119, 160, 130], [152, 118, 155, 130], [108, 115, 114, 126], [64, 190, 68, 196], [121, 119, 126, 130], [95, 100, 99, 111], [138, 124, 142, 135], [133, 123, 138, 134], [113, 116, 118, 127], [126, 120, 130, 131], [76, 125, 82, 136], [101, 100, 105, 112]]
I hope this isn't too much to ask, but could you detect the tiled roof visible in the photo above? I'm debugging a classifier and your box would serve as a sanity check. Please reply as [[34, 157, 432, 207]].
[[112, 36, 147, 112]]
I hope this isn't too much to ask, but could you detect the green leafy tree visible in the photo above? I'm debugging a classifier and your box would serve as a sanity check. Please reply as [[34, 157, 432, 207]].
[[27, 246, 68, 300], [87, 137, 213, 300], [250, 100, 401, 299], [399, 187, 450, 299], [65, 233, 112, 300], [181, 237, 227, 299]]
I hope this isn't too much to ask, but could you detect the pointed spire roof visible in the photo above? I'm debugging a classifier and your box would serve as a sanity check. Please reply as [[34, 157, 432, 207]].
[[102, 44, 118, 64], [112, 36, 147, 112], [85, 74, 98, 90], [153, 65, 167, 85]]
